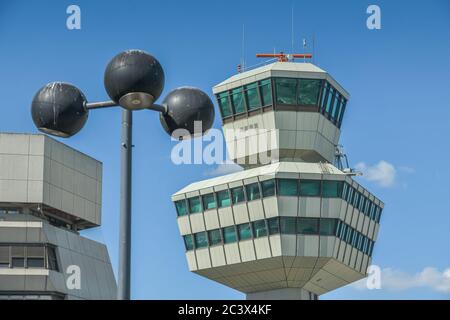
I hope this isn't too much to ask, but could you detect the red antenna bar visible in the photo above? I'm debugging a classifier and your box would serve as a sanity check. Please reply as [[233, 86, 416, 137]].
[[256, 53, 313, 62], [292, 54, 313, 59]]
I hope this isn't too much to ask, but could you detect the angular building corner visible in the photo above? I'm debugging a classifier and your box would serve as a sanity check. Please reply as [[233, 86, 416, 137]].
[[0, 133, 117, 300], [171, 61, 384, 299]]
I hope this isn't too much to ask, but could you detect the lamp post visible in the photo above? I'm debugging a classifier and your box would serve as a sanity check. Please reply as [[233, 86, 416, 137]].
[[30, 49, 215, 300]]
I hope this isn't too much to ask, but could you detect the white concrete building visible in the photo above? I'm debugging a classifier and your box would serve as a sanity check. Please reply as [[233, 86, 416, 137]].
[[171, 61, 384, 299], [0, 133, 116, 299]]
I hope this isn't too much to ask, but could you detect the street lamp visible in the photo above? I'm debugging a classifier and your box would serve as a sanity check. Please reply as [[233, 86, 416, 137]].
[[30, 49, 215, 300]]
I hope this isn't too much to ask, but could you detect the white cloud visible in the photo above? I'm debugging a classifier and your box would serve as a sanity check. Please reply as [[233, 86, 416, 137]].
[[204, 162, 243, 177], [350, 267, 450, 293], [355, 160, 396, 187]]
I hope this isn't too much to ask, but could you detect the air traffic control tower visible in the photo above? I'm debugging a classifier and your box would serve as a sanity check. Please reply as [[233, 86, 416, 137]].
[[171, 54, 384, 299]]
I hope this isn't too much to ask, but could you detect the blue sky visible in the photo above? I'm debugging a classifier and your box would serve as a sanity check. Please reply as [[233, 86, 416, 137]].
[[0, 0, 449, 299]]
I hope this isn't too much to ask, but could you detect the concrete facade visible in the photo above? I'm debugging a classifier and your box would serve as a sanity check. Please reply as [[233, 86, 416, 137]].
[[0, 133, 102, 228], [0, 133, 116, 300]]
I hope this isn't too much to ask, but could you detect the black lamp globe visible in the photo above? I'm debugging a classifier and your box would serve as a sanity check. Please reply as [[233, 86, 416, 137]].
[[104, 50, 165, 110], [31, 82, 89, 138], [160, 87, 215, 140]]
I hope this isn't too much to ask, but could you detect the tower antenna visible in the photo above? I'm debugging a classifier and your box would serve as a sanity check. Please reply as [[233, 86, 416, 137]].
[[312, 32, 316, 64], [291, 4, 294, 54], [241, 24, 245, 70]]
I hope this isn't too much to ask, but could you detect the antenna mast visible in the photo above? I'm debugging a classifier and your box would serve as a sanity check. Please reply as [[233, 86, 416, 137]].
[[291, 4, 294, 54]]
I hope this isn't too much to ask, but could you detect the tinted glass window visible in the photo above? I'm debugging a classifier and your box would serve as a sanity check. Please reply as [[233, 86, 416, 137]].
[[319, 219, 336, 235], [331, 93, 340, 120], [231, 87, 246, 114], [231, 186, 245, 204], [280, 217, 297, 234], [346, 187, 353, 202], [175, 200, 188, 217], [223, 226, 237, 244], [12, 258, 25, 268], [267, 217, 280, 235], [194, 232, 208, 249], [218, 92, 233, 117], [245, 183, 260, 201], [278, 179, 298, 196], [245, 82, 261, 110], [298, 218, 318, 235], [299, 180, 321, 196], [238, 223, 252, 241], [202, 193, 216, 210], [27, 258, 45, 268], [325, 87, 334, 113], [260, 79, 273, 106], [47, 247, 58, 271], [208, 229, 222, 246], [353, 192, 360, 207], [217, 190, 231, 208], [252, 220, 267, 238], [298, 79, 321, 105], [320, 83, 329, 110], [261, 179, 276, 197], [322, 181, 343, 198], [336, 99, 345, 124], [276, 78, 297, 105], [188, 197, 202, 214]]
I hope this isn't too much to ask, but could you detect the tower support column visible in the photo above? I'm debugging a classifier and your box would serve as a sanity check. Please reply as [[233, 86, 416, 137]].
[[246, 288, 318, 300]]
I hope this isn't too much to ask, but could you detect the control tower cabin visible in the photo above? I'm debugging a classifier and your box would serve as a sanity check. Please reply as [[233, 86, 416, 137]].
[[0, 133, 116, 300], [172, 55, 384, 300]]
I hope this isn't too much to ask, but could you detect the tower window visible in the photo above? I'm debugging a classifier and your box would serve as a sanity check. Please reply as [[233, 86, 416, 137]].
[[298, 79, 321, 105], [297, 218, 319, 235], [202, 193, 217, 210], [299, 180, 321, 197], [252, 220, 268, 238], [267, 217, 280, 235], [231, 186, 245, 204], [11, 246, 25, 268], [331, 92, 340, 121], [278, 179, 298, 196], [319, 219, 337, 236], [245, 183, 261, 201], [188, 197, 202, 214], [208, 229, 222, 246], [26, 246, 45, 268], [223, 226, 237, 244], [244, 82, 261, 111], [325, 87, 334, 114], [217, 92, 233, 118], [231, 87, 246, 114], [261, 179, 276, 197], [175, 200, 188, 217], [217, 190, 231, 208], [275, 78, 297, 105], [183, 235, 194, 251], [194, 232, 208, 249], [280, 217, 297, 235], [237, 223, 252, 241], [322, 181, 343, 198], [259, 79, 273, 106]]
